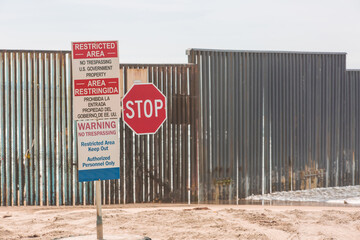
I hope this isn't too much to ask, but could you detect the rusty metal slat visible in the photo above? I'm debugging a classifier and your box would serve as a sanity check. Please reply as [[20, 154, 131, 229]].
[[153, 68, 160, 202], [55, 54, 62, 206], [0, 52, 4, 206], [162, 67, 169, 201], [180, 66, 187, 202], [119, 117, 125, 204], [49, 54, 56, 205], [44, 53, 50, 205]]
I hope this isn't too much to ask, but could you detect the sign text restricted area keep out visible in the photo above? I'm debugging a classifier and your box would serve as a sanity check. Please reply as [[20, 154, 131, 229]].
[[77, 119, 120, 182], [72, 41, 121, 120]]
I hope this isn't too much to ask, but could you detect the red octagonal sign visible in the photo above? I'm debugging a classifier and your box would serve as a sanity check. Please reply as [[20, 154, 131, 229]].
[[122, 83, 167, 135]]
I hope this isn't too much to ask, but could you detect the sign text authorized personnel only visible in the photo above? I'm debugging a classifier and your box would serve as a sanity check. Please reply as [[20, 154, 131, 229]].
[[77, 119, 120, 182]]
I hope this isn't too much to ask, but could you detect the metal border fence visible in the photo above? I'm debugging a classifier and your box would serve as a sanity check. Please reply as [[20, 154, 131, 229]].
[[187, 48, 350, 203], [1, 48, 359, 206], [0, 50, 198, 206], [341, 70, 360, 186]]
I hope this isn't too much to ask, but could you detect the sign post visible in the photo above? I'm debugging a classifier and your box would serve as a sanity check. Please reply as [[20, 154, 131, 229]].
[[96, 180, 103, 239], [72, 41, 121, 240]]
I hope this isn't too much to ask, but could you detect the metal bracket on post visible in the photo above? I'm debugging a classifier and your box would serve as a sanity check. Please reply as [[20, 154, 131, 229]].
[[96, 180, 103, 240]]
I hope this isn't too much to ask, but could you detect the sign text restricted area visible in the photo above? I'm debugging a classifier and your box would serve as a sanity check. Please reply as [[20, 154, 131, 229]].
[[72, 41, 121, 120], [77, 119, 120, 182]]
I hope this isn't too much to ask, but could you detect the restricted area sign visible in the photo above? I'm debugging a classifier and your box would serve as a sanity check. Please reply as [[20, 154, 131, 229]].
[[77, 119, 120, 182], [122, 83, 166, 135], [72, 41, 121, 120]]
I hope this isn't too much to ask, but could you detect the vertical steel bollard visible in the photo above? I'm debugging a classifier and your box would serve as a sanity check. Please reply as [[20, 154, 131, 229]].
[[96, 180, 103, 240]]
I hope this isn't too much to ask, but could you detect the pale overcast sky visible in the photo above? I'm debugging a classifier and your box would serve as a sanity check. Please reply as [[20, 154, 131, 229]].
[[1, 0, 360, 68]]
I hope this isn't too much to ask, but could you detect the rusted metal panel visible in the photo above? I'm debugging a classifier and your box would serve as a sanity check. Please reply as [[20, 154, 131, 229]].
[[343, 70, 360, 186], [187, 48, 348, 203]]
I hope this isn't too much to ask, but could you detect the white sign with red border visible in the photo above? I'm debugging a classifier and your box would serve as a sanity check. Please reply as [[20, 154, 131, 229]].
[[72, 41, 121, 121]]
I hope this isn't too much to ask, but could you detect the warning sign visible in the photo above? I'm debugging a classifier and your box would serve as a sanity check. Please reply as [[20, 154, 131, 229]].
[[77, 119, 120, 182], [72, 41, 121, 120]]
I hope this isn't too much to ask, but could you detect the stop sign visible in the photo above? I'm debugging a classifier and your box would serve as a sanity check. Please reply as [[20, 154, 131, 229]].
[[122, 83, 167, 134]]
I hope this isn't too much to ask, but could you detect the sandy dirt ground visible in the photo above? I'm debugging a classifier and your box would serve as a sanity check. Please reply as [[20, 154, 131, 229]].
[[1, 204, 360, 240]]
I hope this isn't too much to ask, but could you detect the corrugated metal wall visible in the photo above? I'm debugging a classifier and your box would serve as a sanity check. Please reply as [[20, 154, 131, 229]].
[[341, 70, 360, 186], [187, 49, 351, 203], [1, 48, 359, 206], [0, 50, 198, 206]]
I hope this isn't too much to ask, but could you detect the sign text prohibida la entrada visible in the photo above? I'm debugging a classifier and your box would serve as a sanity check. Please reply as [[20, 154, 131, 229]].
[[72, 41, 121, 121]]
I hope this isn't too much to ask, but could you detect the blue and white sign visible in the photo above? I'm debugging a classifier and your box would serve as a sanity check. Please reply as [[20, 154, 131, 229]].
[[77, 119, 120, 182]]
